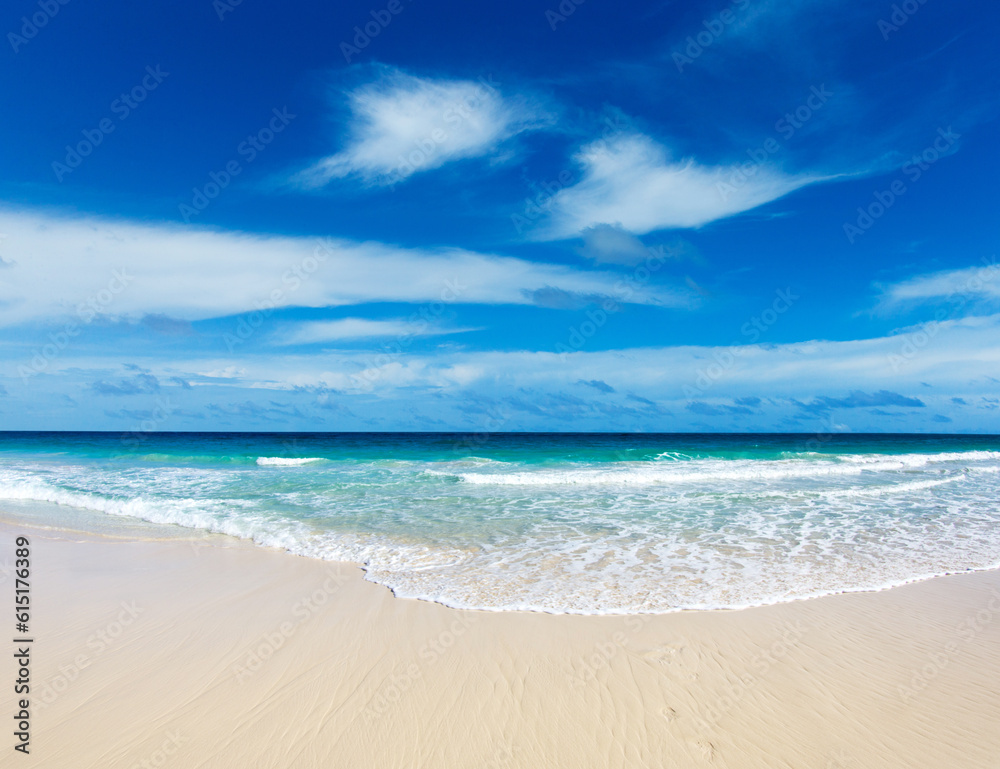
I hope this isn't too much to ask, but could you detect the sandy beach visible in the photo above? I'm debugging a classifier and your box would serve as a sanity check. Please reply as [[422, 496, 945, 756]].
[[4, 0, 998, 762], [3, 519, 999, 769]]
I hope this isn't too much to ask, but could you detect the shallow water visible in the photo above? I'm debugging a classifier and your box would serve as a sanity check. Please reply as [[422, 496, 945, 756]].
[[2, 431, 999, 613]]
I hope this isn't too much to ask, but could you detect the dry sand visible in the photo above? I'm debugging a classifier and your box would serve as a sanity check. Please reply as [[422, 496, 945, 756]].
[[3, 519, 1000, 769]]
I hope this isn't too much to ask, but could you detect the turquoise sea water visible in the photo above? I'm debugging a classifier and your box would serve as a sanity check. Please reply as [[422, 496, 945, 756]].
[[2, 432, 1000, 613]]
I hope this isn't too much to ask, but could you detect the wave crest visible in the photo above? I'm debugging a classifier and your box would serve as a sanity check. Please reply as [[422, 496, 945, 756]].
[[255, 457, 327, 466]]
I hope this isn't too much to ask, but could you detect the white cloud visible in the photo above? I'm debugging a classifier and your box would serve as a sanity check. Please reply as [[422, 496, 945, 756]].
[[197, 366, 247, 380], [293, 69, 552, 187], [875, 262, 1000, 311], [0, 206, 683, 327], [7, 315, 1000, 430], [54, 312, 997, 398], [278, 317, 479, 345], [539, 133, 819, 238], [577, 224, 652, 265]]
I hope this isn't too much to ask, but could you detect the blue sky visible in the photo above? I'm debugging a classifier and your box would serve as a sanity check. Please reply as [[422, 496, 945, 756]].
[[1, 0, 999, 432]]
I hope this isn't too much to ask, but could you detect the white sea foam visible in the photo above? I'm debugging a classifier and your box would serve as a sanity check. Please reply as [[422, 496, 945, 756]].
[[255, 457, 327, 466], [452, 451, 1000, 486], [818, 475, 962, 499], [2, 447, 1000, 614]]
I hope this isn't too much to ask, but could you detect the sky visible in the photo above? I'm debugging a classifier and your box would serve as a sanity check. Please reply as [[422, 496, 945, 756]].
[[1, 0, 999, 433]]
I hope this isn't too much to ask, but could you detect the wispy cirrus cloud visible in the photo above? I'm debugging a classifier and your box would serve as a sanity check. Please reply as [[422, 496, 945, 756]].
[[0, 206, 684, 328], [278, 317, 480, 345], [292, 68, 553, 188], [874, 262, 1000, 313], [537, 133, 822, 238]]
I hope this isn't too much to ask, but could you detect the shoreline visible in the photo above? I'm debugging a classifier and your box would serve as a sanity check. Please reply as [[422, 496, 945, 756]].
[[11, 501, 1000, 618], [4, 435, 999, 618], [8, 500, 1000, 618], [4, 516, 1000, 767]]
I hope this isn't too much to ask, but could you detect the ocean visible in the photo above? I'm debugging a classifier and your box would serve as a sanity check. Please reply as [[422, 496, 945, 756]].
[[2, 431, 999, 614]]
